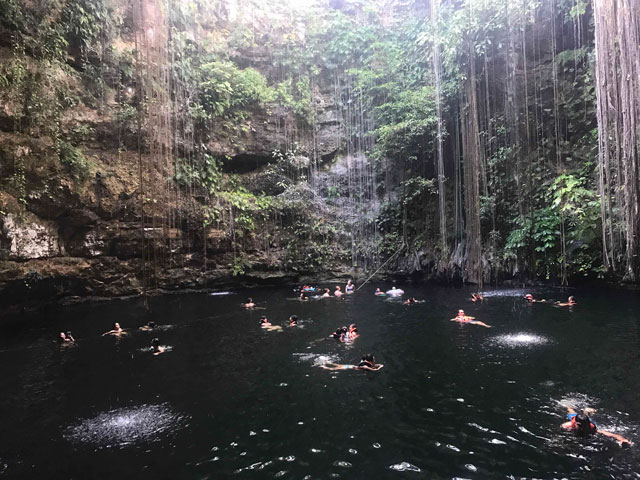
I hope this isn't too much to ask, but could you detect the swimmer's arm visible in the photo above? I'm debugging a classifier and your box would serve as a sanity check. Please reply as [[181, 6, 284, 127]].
[[561, 421, 573, 429], [359, 364, 383, 371], [599, 430, 633, 446]]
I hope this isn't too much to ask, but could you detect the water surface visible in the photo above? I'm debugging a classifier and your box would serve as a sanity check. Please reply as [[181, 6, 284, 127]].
[[1, 285, 639, 478]]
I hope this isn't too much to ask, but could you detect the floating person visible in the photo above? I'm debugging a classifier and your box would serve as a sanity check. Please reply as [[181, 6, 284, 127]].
[[243, 298, 256, 308], [334, 286, 344, 297], [322, 288, 331, 298], [345, 280, 355, 294], [561, 406, 632, 446], [403, 297, 418, 305], [374, 288, 386, 297], [524, 293, 547, 303], [450, 309, 491, 328], [260, 316, 282, 332], [471, 293, 484, 302], [386, 286, 405, 296], [555, 296, 576, 307], [320, 354, 384, 371], [103, 322, 126, 336], [289, 315, 298, 327], [150, 338, 165, 356], [139, 321, 156, 332], [330, 326, 348, 340], [58, 331, 75, 343]]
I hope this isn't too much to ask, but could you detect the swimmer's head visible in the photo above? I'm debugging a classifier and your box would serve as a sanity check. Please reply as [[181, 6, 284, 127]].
[[574, 413, 596, 435], [524, 294, 533, 299], [260, 316, 268, 324], [458, 309, 465, 316], [375, 288, 381, 292], [247, 298, 253, 303], [349, 323, 357, 332], [362, 353, 375, 363], [147, 321, 156, 328], [114, 322, 121, 330], [335, 286, 341, 290], [289, 315, 298, 323], [58, 332, 66, 342]]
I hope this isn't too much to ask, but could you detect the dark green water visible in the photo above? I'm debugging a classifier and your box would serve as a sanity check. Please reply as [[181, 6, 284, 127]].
[[0, 285, 639, 479]]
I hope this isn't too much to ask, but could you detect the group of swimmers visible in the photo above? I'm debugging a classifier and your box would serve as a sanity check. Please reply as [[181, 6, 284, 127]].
[[524, 293, 576, 306], [58, 320, 167, 355]]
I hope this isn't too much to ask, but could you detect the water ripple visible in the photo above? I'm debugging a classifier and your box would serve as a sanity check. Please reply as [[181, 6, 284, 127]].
[[388, 461, 421, 472]]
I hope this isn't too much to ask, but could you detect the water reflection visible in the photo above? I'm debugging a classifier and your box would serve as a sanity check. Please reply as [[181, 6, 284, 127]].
[[64, 404, 185, 447]]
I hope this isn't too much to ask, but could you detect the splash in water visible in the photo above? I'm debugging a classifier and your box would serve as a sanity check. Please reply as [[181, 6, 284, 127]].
[[490, 333, 552, 348], [64, 404, 185, 447]]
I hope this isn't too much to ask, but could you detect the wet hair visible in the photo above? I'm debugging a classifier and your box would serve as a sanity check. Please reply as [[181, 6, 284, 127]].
[[260, 316, 268, 323], [247, 298, 253, 303], [58, 332, 66, 343], [147, 321, 156, 328], [574, 413, 596, 435], [361, 353, 375, 364], [151, 338, 161, 351], [349, 323, 358, 332], [289, 315, 298, 324]]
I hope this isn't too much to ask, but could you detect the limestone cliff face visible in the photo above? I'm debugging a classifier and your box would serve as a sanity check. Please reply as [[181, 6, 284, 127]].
[[0, 71, 344, 310]]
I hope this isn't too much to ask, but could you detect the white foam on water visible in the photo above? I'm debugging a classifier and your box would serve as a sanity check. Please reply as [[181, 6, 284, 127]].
[[292, 352, 340, 366], [490, 333, 551, 348], [64, 404, 184, 447], [389, 461, 421, 472], [209, 291, 234, 296]]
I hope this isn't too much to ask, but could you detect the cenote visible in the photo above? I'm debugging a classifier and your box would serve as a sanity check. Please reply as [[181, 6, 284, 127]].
[[0, 285, 639, 479]]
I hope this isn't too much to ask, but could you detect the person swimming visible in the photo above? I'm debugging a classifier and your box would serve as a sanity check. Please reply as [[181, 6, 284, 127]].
[[450, 309, 491, 328], [555, 296, 576, 307], [471, 293, 484, 302], [243, 298, 256, 308], [403, 297, 418, 305], [334, 286, 343, 297], [386, 286, 404, 296], [139, 321, 156, 332], [374, 288, 386, 296], [561, 406, 632, 446], [524, 293, 547, 303], [342, 323, 359, 341], [320, 353, 384, 371], [289, 315, 298, 326], [58, 331, 75, 343], [260, 316, 271, 327], [345, 280, 354, 294], [330, 326, 348, 340], [150, 338, 165, 355], [322, 288, 331, 298], [103, 322, 126, 336]]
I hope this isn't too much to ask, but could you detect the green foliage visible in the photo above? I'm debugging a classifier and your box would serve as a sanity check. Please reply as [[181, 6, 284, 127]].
[[57, 141, 93, 181], [174, 154, 221, 194], [199, 61, 274, 124]]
